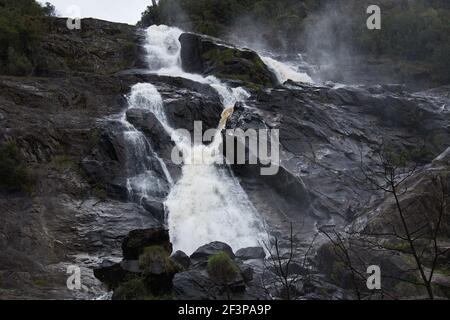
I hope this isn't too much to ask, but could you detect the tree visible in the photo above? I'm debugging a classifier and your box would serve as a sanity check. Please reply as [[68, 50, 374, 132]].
[[321, 147, 450, 299]]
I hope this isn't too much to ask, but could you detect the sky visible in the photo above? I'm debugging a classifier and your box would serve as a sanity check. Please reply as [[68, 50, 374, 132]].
[[38, 0, 153, 24]]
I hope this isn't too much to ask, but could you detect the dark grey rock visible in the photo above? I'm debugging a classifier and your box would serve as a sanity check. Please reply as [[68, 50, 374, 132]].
[[171, 250, 191, 270], [190, 242, 235, 261], [236, 247, 266, 260], [122, 228, 172, 260]]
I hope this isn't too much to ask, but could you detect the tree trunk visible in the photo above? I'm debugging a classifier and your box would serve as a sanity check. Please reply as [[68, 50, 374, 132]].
[[152, 0, 157, 7]]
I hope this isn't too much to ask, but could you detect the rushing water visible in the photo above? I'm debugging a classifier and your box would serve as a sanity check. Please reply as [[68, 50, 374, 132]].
[[261, 56, 313, 84], [122, 25, 314, 254]]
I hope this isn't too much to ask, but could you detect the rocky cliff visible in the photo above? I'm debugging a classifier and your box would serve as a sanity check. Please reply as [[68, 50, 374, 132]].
[[1, 16, 449, 300]]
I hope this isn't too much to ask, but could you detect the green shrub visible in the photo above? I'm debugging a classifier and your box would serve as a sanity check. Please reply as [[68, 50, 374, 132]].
[[207, 251, 239, 284], [114, 276, 148, 300], [0, 141, 32, 192], [6, 47, 33, 76], [138, 246, 179, 274], [0, 0, 50, 76]]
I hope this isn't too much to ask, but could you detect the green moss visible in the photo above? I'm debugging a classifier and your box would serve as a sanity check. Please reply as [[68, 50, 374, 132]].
[[93, 184, 107, 201], [207, 251, 239, 284], [50, 155, 76, 170], [139, 246, 179, 274], [114, 276, 148, 300], [33, 279, 48, 287], [0, 140, 33, 192]]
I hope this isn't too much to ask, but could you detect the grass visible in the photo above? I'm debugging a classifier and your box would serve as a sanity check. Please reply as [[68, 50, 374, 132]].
[[139, 246, 179, 275], [207, 251, 239, 284]]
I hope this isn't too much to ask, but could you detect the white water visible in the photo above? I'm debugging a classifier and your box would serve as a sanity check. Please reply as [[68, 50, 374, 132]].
[[261, 56, 314, 84], [126, 25, 316, 254], [135, 25, 269, 254]]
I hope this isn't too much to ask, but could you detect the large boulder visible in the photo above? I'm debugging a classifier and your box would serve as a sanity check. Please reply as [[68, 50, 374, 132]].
[[122, 228, 172, 260], [190, 242, 235, 261], [171, 251, 191, 270], [236, 247, 266, 260], [179, 33, 277, 88]]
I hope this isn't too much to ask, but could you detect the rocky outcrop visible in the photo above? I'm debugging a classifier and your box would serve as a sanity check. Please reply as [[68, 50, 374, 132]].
[[37, 17, 146, 76], [94, 228, 259, 300], [179, 33, 277, 88], [122, 228, 173, 260], [236, 247, 266, 260]]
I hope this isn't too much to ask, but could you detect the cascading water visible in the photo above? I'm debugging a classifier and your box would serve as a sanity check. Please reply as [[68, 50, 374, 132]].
[[124, 25, 315, 254], [261, 56, 314, 84], [131, 25, 268, 254]]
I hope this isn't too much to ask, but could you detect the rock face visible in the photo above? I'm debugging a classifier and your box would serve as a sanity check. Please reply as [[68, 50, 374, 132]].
[[122, 228, 172, 260], [37, 18, 146, 76], [0, 18, 225, 300], [236, 247, 266, 260], [179, 33, 277, 87], [1, 14, 450, 301]]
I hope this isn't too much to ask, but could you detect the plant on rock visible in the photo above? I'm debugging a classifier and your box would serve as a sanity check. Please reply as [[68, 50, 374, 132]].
[[139, 245, 179, 275], [207, 251, 239, 284]]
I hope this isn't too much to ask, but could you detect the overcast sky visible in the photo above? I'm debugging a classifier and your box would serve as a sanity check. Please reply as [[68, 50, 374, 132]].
[[38, 0, 153, 24]]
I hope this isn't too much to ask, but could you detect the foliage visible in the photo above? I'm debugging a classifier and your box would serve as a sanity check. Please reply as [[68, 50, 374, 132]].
[[140, 0, 450, 84], [355, 1, 450, 82], [207, 251, 239, 284], [114, 276, 148, 300], [138, 245, 179, 274], [0, 141, 32, 192], [0, 0, 51, 76]]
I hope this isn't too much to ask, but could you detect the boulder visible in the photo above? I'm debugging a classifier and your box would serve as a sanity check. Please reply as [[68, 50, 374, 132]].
[[190, 242, 235, 261], [93, 260, 128, 289], [142, 198, 166, 223], [173, 269, 217, 300], [171, 250, 191, 270], [236, 247, 266, 260], [179, 33, 277, 87], [239, 265, 254, 283], [122, 228, 172, 260]]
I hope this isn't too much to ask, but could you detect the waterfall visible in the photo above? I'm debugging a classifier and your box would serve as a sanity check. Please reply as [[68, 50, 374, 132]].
[[124, 25, 317, 254], [261, 56, 314, 84], [126, 25, 267, 255], [121, 86, 173, 203]]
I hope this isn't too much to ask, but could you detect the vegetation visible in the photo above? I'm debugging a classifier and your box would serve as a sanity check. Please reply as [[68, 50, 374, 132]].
[[114, 276, 149, 300], [0, 141, 32, 192], [207, 251, 239, 284], [0, 0, 53, 76], [140, 0, 450, 84], [139, 245, 179, 275], [355, 1, 450, 82]]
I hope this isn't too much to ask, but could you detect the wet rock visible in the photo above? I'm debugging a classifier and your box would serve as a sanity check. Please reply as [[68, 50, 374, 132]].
[[173, 269, 217, 300], [239, 265, 254, 283], [142, 198, 165, 223], [236, 247, 266, 260], [171, 251, 191, 270], [179, 32, 277, 87], [190, 242, 235, 262], [122, 228, 172, 260], [120, 260, 142, 274], [93, 260, 128, 289]]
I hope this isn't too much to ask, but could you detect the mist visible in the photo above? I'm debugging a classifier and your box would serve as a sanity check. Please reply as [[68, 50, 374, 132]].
[[301, 1, 360, 83]]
